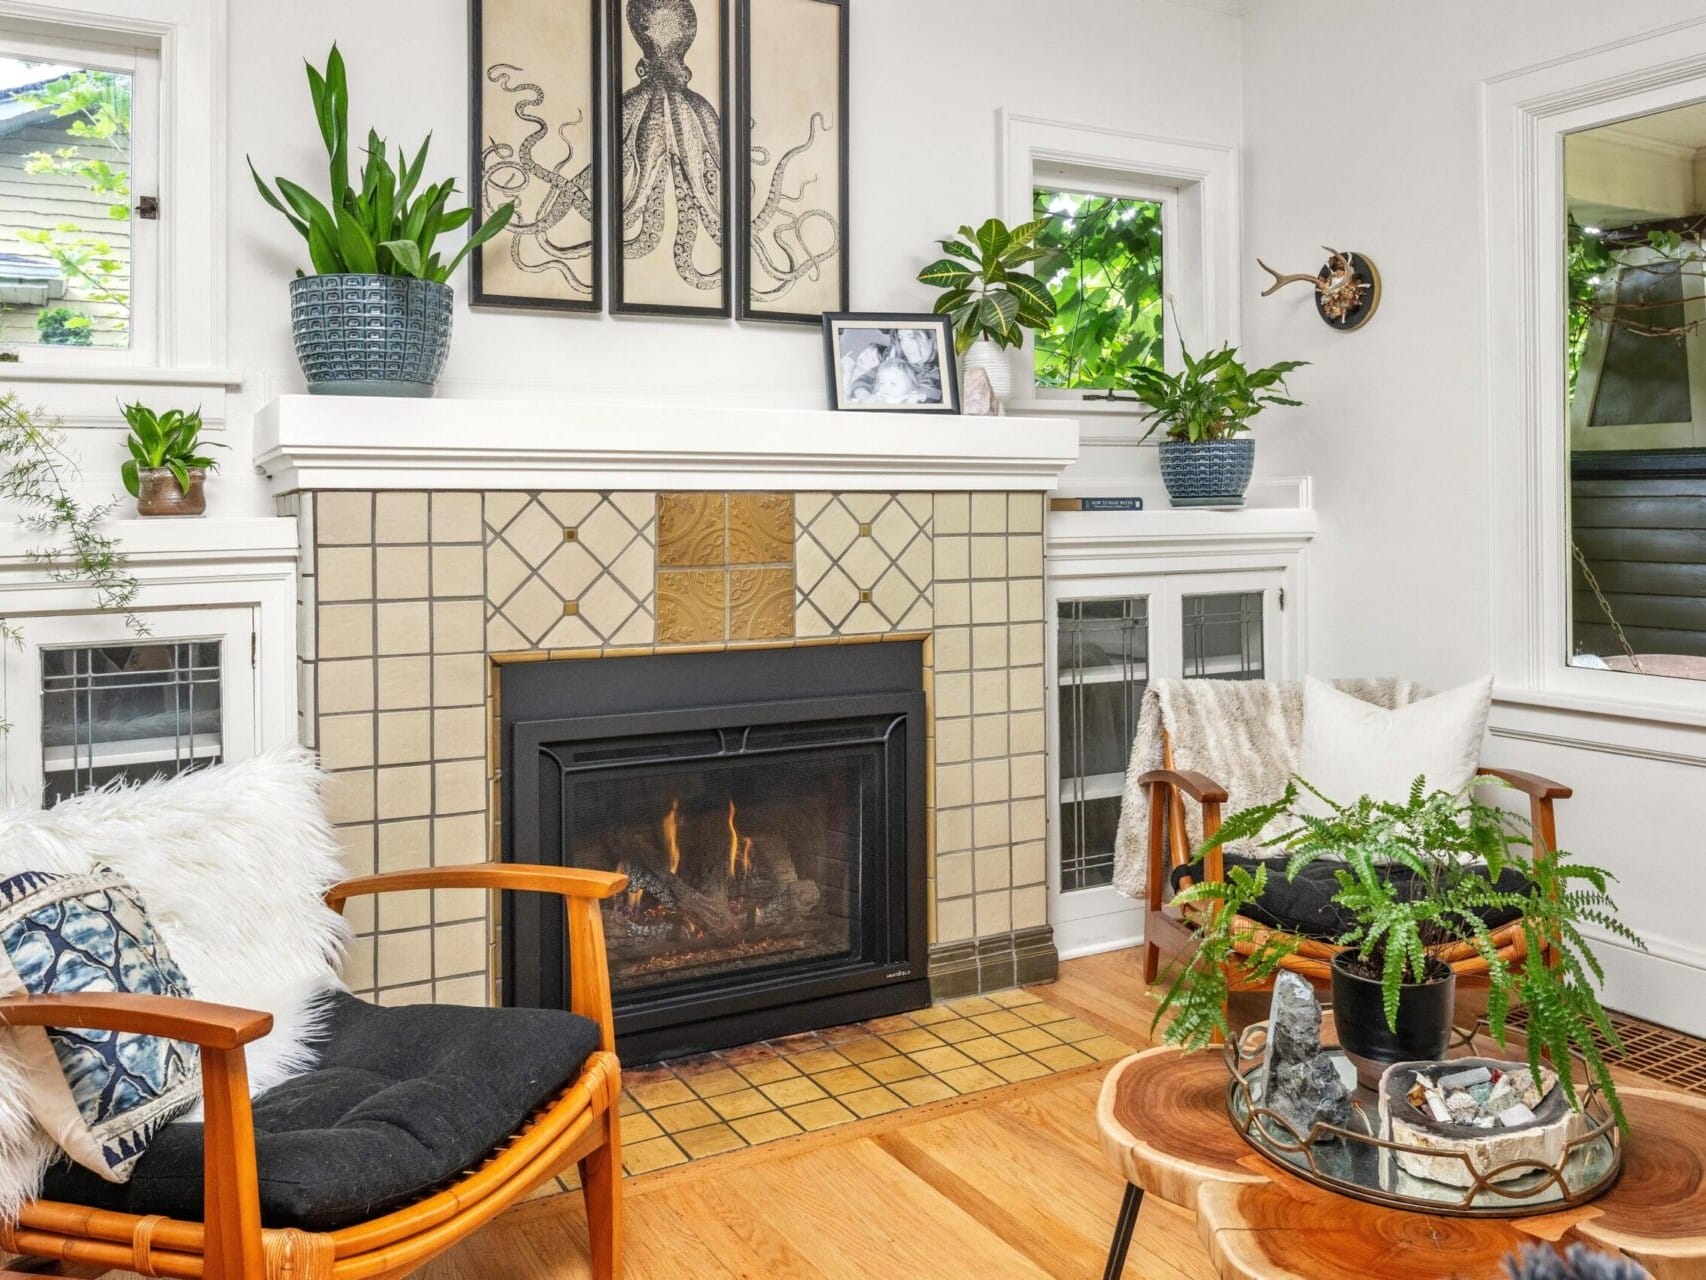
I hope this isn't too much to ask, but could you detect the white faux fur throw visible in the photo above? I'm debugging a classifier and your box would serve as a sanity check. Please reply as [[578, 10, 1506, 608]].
[[0, 747, 351, 1220], [1110, 678, 1426, 898]]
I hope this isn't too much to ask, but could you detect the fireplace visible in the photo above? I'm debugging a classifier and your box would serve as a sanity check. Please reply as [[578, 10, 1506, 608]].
[[499, 641, 929, 1062]]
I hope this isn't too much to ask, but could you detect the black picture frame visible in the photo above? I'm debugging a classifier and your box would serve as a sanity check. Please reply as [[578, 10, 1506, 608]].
[[606, 0, 732, 318], [468, 0, 605, 313], [821, 313, 962, 415], [735, 0, 849, 325]]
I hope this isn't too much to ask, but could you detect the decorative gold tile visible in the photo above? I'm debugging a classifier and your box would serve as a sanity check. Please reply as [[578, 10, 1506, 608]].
[[728, 493, 795, 565], [728, 568, 795, 642], [656, 570, 727, 645], [657, 493, 727, 567]]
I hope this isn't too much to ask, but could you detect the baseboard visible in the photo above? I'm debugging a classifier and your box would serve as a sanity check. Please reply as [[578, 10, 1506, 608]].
[[927, 925, 1060, 999], [1589, 930, 1706, 1039]]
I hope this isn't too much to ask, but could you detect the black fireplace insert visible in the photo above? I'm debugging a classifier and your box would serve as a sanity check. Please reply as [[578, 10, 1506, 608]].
[[500, 642, 929, 1062]]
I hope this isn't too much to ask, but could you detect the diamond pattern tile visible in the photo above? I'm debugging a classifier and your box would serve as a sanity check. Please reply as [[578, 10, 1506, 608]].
[[486, 493, 656, 650], [797, 494, 933, 638]]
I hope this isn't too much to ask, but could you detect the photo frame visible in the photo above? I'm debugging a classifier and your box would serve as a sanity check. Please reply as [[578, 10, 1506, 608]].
[[607, 0, 732, 317], [822, 314, 961, 414], [736, 0, 849, 324], [469, 0, 604, 312]]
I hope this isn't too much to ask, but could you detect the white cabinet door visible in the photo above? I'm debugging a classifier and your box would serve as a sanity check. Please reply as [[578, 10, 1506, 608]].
[[1046, 569, 1289, 958], [2, 608, 256, 807]]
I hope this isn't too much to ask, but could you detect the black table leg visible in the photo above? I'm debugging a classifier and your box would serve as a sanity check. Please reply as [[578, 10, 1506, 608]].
[[1101, 1182, 1144, 1280]]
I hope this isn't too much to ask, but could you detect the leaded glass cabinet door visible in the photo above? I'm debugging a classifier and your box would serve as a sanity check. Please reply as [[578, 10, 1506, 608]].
[[3, 610, 256, 807], [1048, 595, 1149, 953]]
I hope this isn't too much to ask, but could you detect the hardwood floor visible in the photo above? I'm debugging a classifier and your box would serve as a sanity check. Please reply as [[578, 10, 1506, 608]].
[[422, 947, 1212, 1280]]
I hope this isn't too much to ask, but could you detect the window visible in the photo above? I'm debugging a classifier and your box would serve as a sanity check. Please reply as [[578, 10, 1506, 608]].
[[1564, 102, 1706, 683], [1032, 186, 1164, 391], [0, 35, 155, 361]]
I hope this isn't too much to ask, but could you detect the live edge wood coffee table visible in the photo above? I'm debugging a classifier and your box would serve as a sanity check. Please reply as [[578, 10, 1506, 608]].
[[1096, 1047, 1706, 1280]]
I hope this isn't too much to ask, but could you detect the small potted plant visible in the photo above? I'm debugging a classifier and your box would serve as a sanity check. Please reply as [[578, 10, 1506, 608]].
[[120, 401, 223, 517], [1155, 778, 1642, 1126], [1127, 342, 1307, 507], [249, 45, 514, 397], [917, 217, 1057, 408]]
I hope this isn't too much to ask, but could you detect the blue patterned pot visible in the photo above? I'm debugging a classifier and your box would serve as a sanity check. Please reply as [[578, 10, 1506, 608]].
[[288, 274, 453, 397], [1157, 437, 1255, 507]]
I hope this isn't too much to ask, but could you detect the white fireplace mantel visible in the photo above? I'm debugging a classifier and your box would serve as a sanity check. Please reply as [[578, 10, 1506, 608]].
[[254, 395, 1082, 494]]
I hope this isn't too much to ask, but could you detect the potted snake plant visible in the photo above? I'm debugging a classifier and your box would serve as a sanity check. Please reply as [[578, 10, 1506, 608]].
[[249, 45, 514, 397], [1127, 341, 1306, 507]]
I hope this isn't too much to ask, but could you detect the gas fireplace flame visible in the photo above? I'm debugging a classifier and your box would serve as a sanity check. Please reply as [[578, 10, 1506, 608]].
[[616, 860, 644, 911], [662, 798, 682, 875], [727, 799, 741, 878]]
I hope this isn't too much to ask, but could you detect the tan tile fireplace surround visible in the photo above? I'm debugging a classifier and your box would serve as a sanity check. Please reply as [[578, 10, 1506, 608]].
[[256, 398, 1080, 1015]]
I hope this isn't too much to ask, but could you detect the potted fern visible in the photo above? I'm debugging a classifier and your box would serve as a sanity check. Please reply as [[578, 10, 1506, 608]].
[[1156, 778, 1643, 1126], [1127, 341, 1306, 507], [249, 45, 514, 397], [917, 218, 1057, 407], [119, 402, 224, 517]]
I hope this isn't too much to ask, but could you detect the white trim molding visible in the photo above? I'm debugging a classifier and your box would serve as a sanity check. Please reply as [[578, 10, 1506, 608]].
[[998, 112, 1242, 433], [0, 0, 232, 415], [1483, 16, 1706, 727], [254, 396, 1083, 494]]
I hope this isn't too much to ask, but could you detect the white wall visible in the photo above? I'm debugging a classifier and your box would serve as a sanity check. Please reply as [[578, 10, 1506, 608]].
[[204, 0, 1243, 515], [1241, 0, 1706, 1033]]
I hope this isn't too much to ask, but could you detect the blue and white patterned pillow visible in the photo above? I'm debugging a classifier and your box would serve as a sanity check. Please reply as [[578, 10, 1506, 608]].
[[0, 867, 199, 1182]]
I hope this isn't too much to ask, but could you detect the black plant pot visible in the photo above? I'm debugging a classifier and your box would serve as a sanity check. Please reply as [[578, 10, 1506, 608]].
[[1330, 950, 1456, 1090]]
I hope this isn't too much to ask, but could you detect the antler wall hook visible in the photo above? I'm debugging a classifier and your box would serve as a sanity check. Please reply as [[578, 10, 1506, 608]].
[[1256, 246, 1381, 331]]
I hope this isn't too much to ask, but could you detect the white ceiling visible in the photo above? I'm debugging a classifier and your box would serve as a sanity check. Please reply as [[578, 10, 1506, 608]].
[[1586, 100, 1706, 150]]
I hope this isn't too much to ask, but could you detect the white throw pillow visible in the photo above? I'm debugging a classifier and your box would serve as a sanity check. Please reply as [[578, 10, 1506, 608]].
[[0, 747, 351, 1220], [1295, 675, 1493, 815]]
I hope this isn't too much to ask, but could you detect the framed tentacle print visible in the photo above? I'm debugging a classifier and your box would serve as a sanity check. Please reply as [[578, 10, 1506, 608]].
[[470, 0, 604, 312], [736, 0, 849, 324], [607, 0, 732, 317]]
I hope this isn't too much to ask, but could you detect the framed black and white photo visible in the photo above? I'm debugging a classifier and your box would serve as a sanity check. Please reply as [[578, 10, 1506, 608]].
[[470, 0, 604, 312], [822, 314, 961, 414], [736, 0, 848, 324], [607, 0, 731, 317]]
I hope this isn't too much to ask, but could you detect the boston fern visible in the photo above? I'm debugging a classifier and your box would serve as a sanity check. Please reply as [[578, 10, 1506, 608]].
[[1128, 340, 1306, 442], [917, 218, 1057, 354], [249, 45, 513, 282], [1155, 778, 1643, 1126]]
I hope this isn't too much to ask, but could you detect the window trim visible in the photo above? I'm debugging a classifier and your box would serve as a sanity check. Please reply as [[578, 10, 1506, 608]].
[[1485, 15, 1706, 722], [997, 112, 1241, 434], [0, 0, 230, 395]]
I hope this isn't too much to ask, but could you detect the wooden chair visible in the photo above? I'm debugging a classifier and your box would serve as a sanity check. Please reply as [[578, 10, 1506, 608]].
[[0, 864, 628, 1280], [1141, 731, 1572, 996]]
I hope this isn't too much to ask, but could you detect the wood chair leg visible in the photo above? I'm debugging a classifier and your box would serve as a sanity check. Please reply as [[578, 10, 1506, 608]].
[[1142, 939, 1159, 985], [579, 1104, 623, 1280]]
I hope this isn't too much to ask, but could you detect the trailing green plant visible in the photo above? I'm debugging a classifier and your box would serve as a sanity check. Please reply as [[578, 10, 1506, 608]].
[[0, 393, 144, 650], [119, 402, 223, 497], [917, 217, 1057, 355], [35, 306, 93, 347], [1031, 189, 1164, 390], [249, 45, 514, 283], [1154, 777, 1644, 1128], [1127, 337, 1307, 442]]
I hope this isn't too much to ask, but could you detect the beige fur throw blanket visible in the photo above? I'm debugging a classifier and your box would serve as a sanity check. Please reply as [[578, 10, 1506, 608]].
[[1110, 678, 1426, 898]]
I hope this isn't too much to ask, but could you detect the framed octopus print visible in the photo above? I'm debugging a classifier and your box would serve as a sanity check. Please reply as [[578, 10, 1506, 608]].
[[736, 0, 848, 324], [470, 0, 604, 312], [606, 0, 732, 317]]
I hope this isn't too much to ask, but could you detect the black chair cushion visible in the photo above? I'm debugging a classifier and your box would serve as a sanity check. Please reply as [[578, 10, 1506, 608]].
[[1168, 854, 1529, 939], [40, 990, 601, 1233]]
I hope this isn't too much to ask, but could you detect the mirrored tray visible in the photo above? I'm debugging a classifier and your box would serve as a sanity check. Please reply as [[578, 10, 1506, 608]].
[[1224, 1019, 1622, 1217]]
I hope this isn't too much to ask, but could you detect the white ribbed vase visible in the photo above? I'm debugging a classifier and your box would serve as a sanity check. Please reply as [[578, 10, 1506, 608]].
[[960, 340, 1013, 406]]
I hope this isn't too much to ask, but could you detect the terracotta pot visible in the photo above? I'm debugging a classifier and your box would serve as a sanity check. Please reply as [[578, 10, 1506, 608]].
[[135, 467, 207, 517]]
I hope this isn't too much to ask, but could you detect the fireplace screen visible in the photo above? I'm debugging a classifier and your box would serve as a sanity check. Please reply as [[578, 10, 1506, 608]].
[[572, 750, 868, 994]]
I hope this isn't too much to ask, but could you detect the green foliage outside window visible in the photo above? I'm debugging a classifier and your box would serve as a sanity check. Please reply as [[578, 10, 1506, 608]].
[[1032, 188, 1164, 390], [35, 306, 92, 346]]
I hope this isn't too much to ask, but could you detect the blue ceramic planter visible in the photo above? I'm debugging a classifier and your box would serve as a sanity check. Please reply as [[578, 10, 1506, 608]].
[[1158, 437, 1255, 507], [289, 274, 453, 398]]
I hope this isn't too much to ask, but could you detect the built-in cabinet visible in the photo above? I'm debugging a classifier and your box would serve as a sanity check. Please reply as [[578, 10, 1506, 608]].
[[1044, 507, 1315, 958]]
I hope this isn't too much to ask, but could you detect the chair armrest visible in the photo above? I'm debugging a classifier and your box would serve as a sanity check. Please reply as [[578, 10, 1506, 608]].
[[326, 864, 629, 910], [1137, 768, 1229, 805], [0, 991, 273, 1050], [1477, 767, 1573, 802]]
